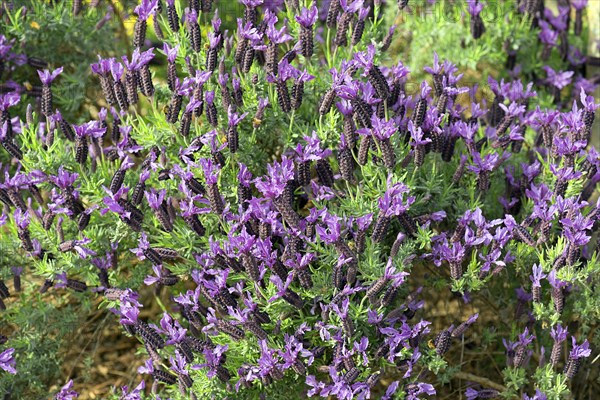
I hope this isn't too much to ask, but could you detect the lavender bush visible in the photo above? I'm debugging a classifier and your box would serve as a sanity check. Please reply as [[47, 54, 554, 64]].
[[0, 0, 599, 399]]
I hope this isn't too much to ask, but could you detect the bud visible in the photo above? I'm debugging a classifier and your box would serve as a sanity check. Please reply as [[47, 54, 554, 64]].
[[276, 80, 292, 113], [166, 3, 180, 32], [319, 88, 336, 116], [300, 26, 313, 58], [326, 0, 341, 28], [153, 369, 177, 384], [315, 159, 334, 187], [334, 12, 352, 47], [435, 329, 452, 355], [372, 215, 390, 243], [133, 19, 147, 49], [136, 321, 165, 350]]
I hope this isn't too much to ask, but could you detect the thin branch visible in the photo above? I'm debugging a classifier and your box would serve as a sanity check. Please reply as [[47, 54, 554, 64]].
[[453, 371, 507, 392], [107, 0, 132, 60]]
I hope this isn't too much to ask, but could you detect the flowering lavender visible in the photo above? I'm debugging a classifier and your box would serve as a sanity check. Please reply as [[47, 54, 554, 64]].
[[0, 348, 16, 374], [564, 337, 591, 378], [550, 323, 568, 367], [226, 106, 248, 154], [54, 380, 78, 400], [408, 120, 432, 167], [133, 0, 158, 48], [468, 152, 499, 192], [354, 45, 389, 100], [468, 1, 485, 39], [358, 115, 397, 169], [186, 8, 201, 53], [37, 67, 63, 117], [295, 4, 318, 58], [73, 121, 105, 165], [529, 264, 546, 302]]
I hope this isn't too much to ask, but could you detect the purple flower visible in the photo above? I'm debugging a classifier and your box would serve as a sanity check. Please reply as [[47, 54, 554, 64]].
[[266, 24, 292, 44], [517, 327, 535, 347], [553, 136, 586, 156], [70, 238, 97, 259], [549, 164, 582, 181], [144, 188, 166, 210], [0, 92, 20, 111], [320, 366, 354, 399], [353, 43, 378, 73], [130, 232, 152, 259], [523, 389, 548, 400], [382, 381, 400, 400], [580, 89, 600, 113], [100, 186, 129, 217], [227, 106, 248, 127], [237, 163, 253, 187], [547, 269, 568, 290], [356, 213, 373, 231], [0, 348, 16, 374], [192, 344, 228, 378], [295, 132, 332, 162], [144, 265, 173, 286], [162, 43, 179, 63], [55, 380, 78, 400], [199, 157, 221, 185], [267, 58, 298, 84], [316, 212, 343, 244], [408, 120, 432, 146], [561, 214, 593, 246], [254, 157, 295, 199], [530, 264, 546, 287], [378, 179, 415, 217], [37, 67, 63, 85], [406, 382, 436, 400], [468, 152, 500, 174], [498, 101, 526, 119], [544, 6, 569, 31], [119, 381, 145, 400], [543, 66, 574, 90], [330, 297, 350, 320], [539, 21, 558, 45], [569, 337, 592, 360], [362, 115, 397, 141], [306, 375, 326, 396], [134, 0, 158, 20], [169, 350, 189, 376], [551, 323, 568, 343], [268, 272, 294, 302], [296, 4, 318, 27], [236, 19, 261, 41], [73, 121, 105, 139], [49, 167, 79, 189], [468, 1, 484, 16]]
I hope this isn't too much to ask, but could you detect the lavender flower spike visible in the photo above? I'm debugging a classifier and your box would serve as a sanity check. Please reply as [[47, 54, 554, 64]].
[[564, 337, 592, 379], [550, 323, 568, 367], [38, 67, 63, 116], [296, 4, 318, 58], [55, 380, 78, 400], [37, 67, 64, 85], [529, 264, 546, 302], [0, 348, 16, 374]]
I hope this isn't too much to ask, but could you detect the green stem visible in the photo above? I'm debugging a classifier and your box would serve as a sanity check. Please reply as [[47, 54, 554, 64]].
[[107, 0, 132, 61], [154, 293, 168, 314], [288, 110, 296, 142]]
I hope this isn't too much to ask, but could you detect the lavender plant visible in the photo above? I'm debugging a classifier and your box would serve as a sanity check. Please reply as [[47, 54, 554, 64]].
[[0, 0, 599, 399]]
